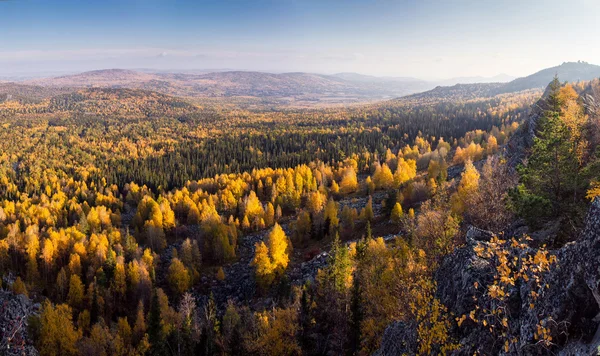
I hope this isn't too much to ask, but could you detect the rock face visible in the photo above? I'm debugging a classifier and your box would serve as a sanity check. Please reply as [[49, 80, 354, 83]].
[[504, 93, 544, 169], [376, 198, 600, 355], [0, 290, 40, 356], [525, 197, 600, 355]]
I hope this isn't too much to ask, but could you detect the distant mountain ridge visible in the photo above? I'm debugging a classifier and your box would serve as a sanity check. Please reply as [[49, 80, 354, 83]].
[[332, 72, 426, 83], [436, 73, 515, 86], [19, 68, 517, 103], [25, 69, 425, 100], [9, 61, 600, 105]]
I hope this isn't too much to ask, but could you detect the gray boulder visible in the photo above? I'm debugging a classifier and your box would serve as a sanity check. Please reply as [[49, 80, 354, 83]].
[[0, 290, 39, 356]]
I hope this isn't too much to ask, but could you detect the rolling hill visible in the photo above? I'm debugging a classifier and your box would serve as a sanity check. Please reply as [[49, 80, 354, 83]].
[[25, 69, 424, 102]]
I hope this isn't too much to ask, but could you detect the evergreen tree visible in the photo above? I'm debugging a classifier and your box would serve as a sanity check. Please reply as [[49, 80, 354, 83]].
[[390, 202, 404, 224], [90, 279, 99, 324], [513, 77, 580, 226], [148, 291, 163, 347], [348, 271, 363, 355], [299, 286, 313, 351], [327, 233, 352, 292], [133, 301, 147, 345]]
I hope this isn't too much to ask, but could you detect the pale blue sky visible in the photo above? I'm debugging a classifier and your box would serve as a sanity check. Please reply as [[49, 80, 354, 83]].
[[0, 0, 599, 78]]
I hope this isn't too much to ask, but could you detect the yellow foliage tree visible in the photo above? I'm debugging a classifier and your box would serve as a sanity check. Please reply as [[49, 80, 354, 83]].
[[113, 261, 127, 298], [339, 167, 358, 195], [244, 191, 264, 222], [324, 198, 339, 231], [360, 196, 374, 222], [390, 202, 404, 224], [168, 257, 191, 296], [331, 180, 340, 195], [252, 241, 274, 289], [267, 223, 290, 273], [395, 158, 417, 187], [216, 267, 226, 281], [12, 277, 28, 297], [253, 307, 301, 356], [159, 200, 176, 230], [450, 160, 480, 215], [67, 274, 84, 310], [453, 142, 484, 165], [373, 163, 394, 190], [252, 223, 290, 289], [265, 202, 275, 227], [306, 191, 326, 215], [39, 301, 80, 356], [486, 135, 498, 155]]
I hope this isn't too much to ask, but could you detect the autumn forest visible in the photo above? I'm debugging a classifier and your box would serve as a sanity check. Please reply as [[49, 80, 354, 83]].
[[0, 60, 598, 356]]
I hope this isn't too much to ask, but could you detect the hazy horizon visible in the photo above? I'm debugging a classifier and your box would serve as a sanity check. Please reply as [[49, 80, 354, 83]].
[[1, 0, 599, 79], [0, 66, 521, 83]]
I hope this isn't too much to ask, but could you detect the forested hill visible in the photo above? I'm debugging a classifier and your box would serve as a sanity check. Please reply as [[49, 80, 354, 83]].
[[397, 83, 507, 102], [400, 61, 600, 101], [0, 83, 75, 104], [500, 61, 600, 94], [0, 87, 203, 118]]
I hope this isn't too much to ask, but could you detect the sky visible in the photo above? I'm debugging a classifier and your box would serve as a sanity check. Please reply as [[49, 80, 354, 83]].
[[0, 0, 599, 79]]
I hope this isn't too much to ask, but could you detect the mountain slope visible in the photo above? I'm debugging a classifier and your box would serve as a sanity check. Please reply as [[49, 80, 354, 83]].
[[500, 61, 600, 94], [397, 83, 506, 102]]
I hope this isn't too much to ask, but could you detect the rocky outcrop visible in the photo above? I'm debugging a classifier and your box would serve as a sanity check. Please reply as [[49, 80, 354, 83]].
[[0, 290, 39, 356], [443, 198, 600, 355], [376, 198, 600, 355], [517, 197, 600, 354], [434, 227, 497, 355], [373, 321, 418, 356]]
